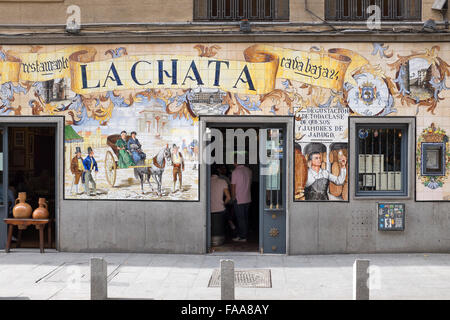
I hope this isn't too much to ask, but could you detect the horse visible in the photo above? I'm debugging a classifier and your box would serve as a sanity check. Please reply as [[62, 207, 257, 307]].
[[134, 145, 172, 196]]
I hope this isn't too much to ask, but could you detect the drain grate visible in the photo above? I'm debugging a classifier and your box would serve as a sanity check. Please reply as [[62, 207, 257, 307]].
[[208, 269, 271, 288]]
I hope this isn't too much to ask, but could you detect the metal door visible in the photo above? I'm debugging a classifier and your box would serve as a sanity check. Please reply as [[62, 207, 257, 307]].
[[259, 127, 286, 254], [0, 127, 7, 249]]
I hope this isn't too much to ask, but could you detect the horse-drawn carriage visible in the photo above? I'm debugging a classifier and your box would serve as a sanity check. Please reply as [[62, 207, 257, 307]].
[[104, 134, 171, 195]]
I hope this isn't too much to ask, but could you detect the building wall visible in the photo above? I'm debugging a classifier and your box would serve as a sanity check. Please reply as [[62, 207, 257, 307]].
[[0, 40, 449, 254], [0, 0, 445, 24], [290, 117, 450, 255]]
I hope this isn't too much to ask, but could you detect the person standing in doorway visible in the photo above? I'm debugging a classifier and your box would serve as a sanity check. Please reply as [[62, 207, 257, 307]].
[[83, 146, 98, 196], [217, 165, 236, 234], [171, 144, 185, 192], [70, 146, 84, 195], [210, 167, 232, 243], [231, 160, 252, 242]]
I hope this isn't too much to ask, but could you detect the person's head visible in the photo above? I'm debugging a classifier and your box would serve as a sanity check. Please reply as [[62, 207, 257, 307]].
[[121, 130, 127, 139], [172, 144, 178, 152], [75, 146, 82, 158], [310, 152, 322, 167], [211, 166, 219, 176], [217, 165, 227, 176], [88, 147, 94, 157], [131, 131, 136, 139]]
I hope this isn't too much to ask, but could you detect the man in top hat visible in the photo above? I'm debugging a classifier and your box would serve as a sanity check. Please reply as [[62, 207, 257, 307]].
[[83, 146, 98, 196], [171, 144, 185, 192], [304, 149, 347, 201], [70, 146, 84, 195]]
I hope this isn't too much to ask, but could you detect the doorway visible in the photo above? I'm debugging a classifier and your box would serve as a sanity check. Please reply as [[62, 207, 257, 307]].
[[0, 125, 57, 250], [205, 122, 287, 254]]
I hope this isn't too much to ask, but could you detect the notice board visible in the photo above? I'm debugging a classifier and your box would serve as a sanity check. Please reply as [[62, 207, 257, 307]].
[[378, 203, 405, 231]]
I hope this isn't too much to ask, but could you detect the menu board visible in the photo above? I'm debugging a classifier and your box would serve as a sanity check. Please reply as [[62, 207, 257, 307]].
[[378, 203, 405, 231]]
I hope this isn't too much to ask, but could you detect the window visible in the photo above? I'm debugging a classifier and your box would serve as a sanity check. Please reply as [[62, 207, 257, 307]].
[[356, 124, 408, 196], [325, 0, 421, 21], [194, 0, 289, 21], [421, 143, 446, 176]]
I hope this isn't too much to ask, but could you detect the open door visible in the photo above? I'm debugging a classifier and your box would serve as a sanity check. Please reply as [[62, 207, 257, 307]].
[[205, 123, 287, 254], [260, 127, 286, 254], [0, 125, 56, 250]]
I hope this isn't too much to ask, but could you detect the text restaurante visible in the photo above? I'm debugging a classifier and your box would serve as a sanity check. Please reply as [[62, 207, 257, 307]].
[[21, 57, 69, 74]]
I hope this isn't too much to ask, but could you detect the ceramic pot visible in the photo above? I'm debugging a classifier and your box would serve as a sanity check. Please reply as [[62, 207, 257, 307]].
[[32, 198, 49, 219], [12, 192, 32, 219]]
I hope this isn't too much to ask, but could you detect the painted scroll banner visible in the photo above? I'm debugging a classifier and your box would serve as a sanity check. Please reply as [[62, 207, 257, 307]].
[[1, 45, 363, 95], [0, 46, 97, 83]]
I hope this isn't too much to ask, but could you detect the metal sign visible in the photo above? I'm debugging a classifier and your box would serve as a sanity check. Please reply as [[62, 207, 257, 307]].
[[378, 203, 405, 231]]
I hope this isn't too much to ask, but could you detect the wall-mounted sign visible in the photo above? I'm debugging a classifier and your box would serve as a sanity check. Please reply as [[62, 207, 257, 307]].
[[378, 203, 405, 231]]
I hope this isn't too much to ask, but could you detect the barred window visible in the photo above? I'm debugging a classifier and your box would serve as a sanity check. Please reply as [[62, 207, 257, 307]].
[[194, 0, 289, 21], [356, 124, 408, 196], [325, 0, 421, 21]]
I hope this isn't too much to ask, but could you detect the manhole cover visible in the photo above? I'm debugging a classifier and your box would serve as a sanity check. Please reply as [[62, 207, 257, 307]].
[[208, 269, 271, 288]]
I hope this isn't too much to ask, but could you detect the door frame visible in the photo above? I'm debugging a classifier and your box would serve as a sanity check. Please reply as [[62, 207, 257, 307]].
[[0, 116, 64, 251], [201, 116, 293, 255], [0, 126, 8, 249]]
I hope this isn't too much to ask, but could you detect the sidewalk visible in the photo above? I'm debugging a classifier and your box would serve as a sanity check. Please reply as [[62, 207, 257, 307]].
[[1, 250, 450, 300]]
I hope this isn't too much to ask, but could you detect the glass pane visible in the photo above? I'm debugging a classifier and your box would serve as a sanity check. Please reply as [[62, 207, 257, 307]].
[[409, 0, 415, 18], [264, 129, 283, 209], [326, 0, 337, 19], [249, 0, 258, 18], [211, 0, 219, 18], [356, 0, 363, 16], [396, 0, 402, 17], [383, 0, 389, 18], [264, 0, 271, 17], [225, 0, 232, 17], [343, 0, 350, 17], [238, 0, 245, 17], [357, 126, 405, 193]]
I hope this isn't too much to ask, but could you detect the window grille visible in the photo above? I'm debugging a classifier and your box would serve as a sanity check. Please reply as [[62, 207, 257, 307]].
[[325, 0, 421, 21], [356, 124, 408, 196], [194, 0, 289, 21]]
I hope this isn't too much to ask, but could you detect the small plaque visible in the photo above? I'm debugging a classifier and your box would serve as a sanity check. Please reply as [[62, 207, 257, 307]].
[[378, 203, 405, 231]]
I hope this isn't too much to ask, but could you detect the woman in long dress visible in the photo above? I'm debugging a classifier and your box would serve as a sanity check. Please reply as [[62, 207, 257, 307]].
[[116, 130, 135, 168]]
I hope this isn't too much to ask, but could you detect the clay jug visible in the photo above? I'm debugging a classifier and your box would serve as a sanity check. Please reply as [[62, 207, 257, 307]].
[[32, 198, 49, 219], [12, 192, 32, 219]]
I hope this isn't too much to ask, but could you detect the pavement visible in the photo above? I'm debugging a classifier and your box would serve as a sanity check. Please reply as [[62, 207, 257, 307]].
[[1, 250, 450, 300]]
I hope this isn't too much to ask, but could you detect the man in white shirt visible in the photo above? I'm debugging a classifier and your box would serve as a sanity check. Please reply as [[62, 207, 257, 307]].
[[304, 151, 347, 200]]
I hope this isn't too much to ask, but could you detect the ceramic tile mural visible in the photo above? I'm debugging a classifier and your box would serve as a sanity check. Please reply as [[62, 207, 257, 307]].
[[0, 43, 449, 201]]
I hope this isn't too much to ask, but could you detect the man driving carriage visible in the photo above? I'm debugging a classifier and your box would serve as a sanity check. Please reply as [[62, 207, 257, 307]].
[[127, 131, 146, 163]]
